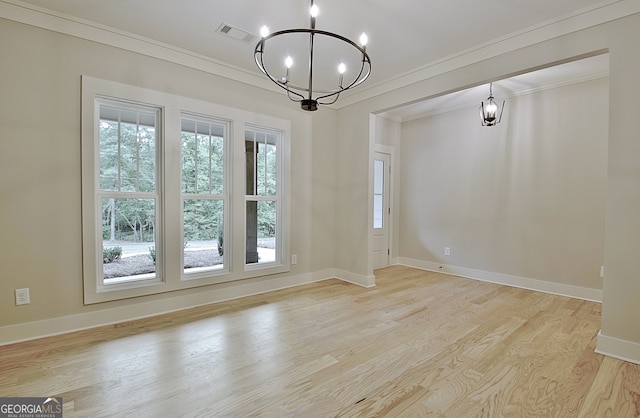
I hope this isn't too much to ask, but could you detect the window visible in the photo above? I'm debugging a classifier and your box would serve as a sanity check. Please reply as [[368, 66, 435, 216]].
[[82, 76, 290, 304], [181, 116, 228, 277]]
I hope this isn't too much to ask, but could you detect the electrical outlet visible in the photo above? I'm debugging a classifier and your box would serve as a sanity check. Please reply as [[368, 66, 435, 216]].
[[600, 266, 605, 278], [291, 254, 298, 265], [15, 288, 30, 305], [444, 247, 451, 256]]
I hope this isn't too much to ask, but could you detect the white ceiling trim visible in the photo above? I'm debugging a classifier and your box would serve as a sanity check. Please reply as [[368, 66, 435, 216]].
[[0, 0, 279, 94], [338, 0, 640, 109], [1, 0, 638, 110]]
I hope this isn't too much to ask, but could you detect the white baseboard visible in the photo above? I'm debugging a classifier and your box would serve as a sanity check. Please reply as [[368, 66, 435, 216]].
[[398, 257, 602, 302], [596, 331, 640, 365], [0, 269, 340, 346], [7, 259, 603, 347], [335, 269, 376, 288]]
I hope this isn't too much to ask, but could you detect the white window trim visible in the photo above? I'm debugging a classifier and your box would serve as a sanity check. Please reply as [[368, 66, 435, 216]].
[[81, 76, 291, 304]]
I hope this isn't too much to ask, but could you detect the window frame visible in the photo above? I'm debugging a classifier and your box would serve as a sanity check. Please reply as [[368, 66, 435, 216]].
[[81, 76, 291, 304]]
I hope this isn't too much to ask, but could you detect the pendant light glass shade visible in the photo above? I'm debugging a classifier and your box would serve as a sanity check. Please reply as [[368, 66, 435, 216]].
[[480, 83, 505, 126]]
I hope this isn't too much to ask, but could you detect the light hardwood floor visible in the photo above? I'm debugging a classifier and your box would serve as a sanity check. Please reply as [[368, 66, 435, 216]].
[[2, 266, 640, 417]]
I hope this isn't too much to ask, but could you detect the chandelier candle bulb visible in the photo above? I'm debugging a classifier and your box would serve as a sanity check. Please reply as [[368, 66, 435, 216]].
[[360, 33, 368, 47], [310, 4, 319, 18], [338, 63, 346, 87], [283, 56, 293, 82]]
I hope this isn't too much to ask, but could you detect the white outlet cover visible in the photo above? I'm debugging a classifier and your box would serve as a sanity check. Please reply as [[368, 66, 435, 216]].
[[15, 288, 30, 305]]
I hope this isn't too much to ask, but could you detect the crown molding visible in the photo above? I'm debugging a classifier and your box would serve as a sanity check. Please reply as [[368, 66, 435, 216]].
[[338, 0, 640, 109], [1, 0, 638, 109], [0, 0, 279, 94]]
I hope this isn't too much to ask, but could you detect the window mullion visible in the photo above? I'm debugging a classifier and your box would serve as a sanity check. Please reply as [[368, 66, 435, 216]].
[[254, 134, 258, 196], [194, 122, 199, 193], [117, 113, 122, 191], [136, 115, 141, 192], [262, 138, 267, 197], [208, 127, 213, 194]]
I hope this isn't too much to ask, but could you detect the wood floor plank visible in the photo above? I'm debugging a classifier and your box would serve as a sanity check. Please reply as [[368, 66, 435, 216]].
[[552, 338, 604, 418], [578, 356, 640, 418], [1, 266, 639, 417]]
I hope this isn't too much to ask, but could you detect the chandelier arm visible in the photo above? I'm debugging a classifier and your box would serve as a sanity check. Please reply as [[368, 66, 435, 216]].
[[315, 87, 343, 103], [343, 55, 372, 90], [316, 56, 370, 103], [285, 86, 304, 103], [317, 92, 341, 106], [254, 42, 306, 102], [255, 29, 371, 104]]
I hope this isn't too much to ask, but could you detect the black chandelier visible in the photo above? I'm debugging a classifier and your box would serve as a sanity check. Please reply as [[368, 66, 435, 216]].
[[254, 0, 371, 111], [479, 82, 505, 127]]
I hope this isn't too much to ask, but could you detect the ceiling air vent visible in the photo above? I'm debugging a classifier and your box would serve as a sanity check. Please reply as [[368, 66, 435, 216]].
[[216, 23, 257, 44]]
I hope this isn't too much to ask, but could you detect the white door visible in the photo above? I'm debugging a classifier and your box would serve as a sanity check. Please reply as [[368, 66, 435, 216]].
[[372, 152, 391, 269]]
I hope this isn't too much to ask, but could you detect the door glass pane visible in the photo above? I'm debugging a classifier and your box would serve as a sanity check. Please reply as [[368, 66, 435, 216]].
[[374, 159, 384, 194], [374, 195, 383, 229], [373, 159, 384, 229]]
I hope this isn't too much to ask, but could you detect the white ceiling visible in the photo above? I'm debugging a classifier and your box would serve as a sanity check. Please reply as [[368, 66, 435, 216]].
[[5, 0, 617, 114]]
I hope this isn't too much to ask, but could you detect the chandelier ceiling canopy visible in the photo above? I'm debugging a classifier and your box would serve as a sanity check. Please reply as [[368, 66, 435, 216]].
[[254, 0, 371, 111]]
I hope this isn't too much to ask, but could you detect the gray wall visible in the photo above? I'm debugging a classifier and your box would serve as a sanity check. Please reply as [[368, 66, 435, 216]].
[[399, 78, 608, 289], [0, 18, 337, 332]]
